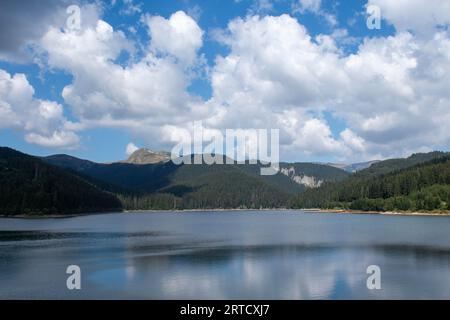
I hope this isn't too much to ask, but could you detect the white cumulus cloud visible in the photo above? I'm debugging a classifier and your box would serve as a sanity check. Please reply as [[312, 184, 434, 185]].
[[144, 11, 204, 66], [39, 9, 211, 148], [0, 69, 79, 149], [3, 1, 450, 162]]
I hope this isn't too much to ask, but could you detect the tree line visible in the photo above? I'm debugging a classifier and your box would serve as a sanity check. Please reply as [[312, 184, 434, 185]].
[[290, 155, 450, 212]]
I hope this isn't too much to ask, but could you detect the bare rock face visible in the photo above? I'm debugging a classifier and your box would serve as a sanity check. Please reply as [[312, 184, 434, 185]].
[[280, 167, 323, 188], [122, 148, 171, 165]]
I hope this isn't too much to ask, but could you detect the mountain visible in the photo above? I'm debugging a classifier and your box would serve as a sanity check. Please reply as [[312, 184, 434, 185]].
[[326, 163, 347, 170], [327, 160, 380, 172], [6, 146, 448, 213], [353, 152, 448, 177], [0, 147, 122, 216], [45, 155, 182, 193], [121, 148, 171, 164], [44, 154, 97, 171], [150, 159, 291, 209], [44, 153, 349, 210], [45, 154, 292, 209], [291, 151, 450, 211], [44, 154, 349, 194], [279, 162, 350, 188], [343, 160, 380, 173]]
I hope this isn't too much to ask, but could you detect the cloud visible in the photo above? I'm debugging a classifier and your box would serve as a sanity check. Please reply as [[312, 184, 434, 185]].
[[295, 0, 322, 14], [206, 15, 355, 158], [0, 0, 101, 63], [126, 142, 139, 155], [335, 31, 450, 157], [248, 0, 275, 14], [37, 7, 211, 151], [210, 14, 344, 110], [120, 0, 142, 16], [187, 4, 203, 21], [207, 12, 450, 160], [292, 0, 337, 27], [25, 131, 79, 148], [144, 11, 204, 66], [0, 0, 62, 61], [340, 129, 366, 153], [368, 0, 450, 34], [4, 1, 450, 162], [0, 69, 79, 148]]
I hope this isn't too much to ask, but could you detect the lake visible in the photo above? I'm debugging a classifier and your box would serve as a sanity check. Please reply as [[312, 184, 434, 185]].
[[1, 210, 450, 299]]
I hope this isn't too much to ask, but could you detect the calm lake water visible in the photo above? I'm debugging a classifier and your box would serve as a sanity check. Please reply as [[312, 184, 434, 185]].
[[1, 210, 450, 299]]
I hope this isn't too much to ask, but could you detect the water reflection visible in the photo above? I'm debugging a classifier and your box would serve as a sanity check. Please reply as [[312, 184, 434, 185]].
[[0, 230, 168, 241], [1, 211, 450, 299]]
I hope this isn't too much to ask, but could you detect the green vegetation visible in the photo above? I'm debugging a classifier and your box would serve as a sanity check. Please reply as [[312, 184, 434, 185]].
[[119, 172, 288, 210], [0, 148, 122, 216], [291, 153, 450, 213], [350, 151, 447, 177], [44, 153, 345, 210], [5, 146, 450, 215], [281, 162, 350, 181], [346, 185, 450, 212]]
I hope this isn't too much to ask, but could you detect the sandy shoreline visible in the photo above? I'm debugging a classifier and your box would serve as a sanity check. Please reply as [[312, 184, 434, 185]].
[[2, 208, 450, 218]]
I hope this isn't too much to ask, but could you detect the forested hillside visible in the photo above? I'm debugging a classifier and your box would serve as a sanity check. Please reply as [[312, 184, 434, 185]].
[[0, 148, 122, 216], [5, 146, 448, 214], [45, 155, 298, 209], [120, 168, 289, 210], [44, 153, 347, 210], [279, 162, 349, 189], [291, 152, 450, 212], [351, 152, 447, 178]]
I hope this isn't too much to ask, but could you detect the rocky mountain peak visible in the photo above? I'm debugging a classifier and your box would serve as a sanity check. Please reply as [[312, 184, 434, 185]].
[[122, 148, 171, 165]]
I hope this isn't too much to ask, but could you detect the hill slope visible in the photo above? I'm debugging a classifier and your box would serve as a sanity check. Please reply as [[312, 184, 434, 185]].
[[45, 155, 348, 192], [291, 152, 450, 212], [44, 155, 295, 209], [44, 153, 348, 209], [352, 152, 448, 177], [0, 148, 122, 216], [279, 162, 349, 188], [343, 160, 380, 173]]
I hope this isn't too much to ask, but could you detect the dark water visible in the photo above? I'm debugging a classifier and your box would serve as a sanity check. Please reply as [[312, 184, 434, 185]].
[[1, 211, 450, 299]]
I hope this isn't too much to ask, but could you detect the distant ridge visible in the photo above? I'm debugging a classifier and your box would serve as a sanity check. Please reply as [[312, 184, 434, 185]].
[[44, 154, 96, 171], [326, 160, 381, 172], [343, 160, 381, 173]]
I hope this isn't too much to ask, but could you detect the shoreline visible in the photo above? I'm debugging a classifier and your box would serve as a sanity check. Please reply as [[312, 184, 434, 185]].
[[0, 211, 120, 219], [2, 208, 450, 218], [304, 208, 450, 217]]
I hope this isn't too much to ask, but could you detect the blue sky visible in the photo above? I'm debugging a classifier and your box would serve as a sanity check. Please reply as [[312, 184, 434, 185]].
[[0, 0, 448, 163]]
